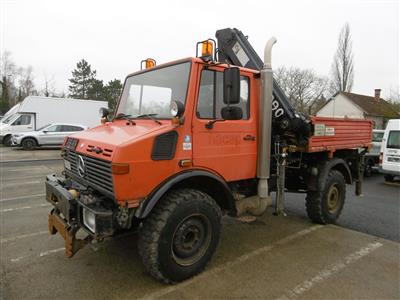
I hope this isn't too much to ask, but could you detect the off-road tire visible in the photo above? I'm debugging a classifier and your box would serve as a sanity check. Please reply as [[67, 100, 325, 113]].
[[306, 169, 346, 224], [138, 188, 222, 283], [3, 135, 12, 147], [22, 138, 37, 150]]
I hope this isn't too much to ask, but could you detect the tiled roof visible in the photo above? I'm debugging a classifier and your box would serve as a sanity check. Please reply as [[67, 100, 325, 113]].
[[341, 92, 399, 118]]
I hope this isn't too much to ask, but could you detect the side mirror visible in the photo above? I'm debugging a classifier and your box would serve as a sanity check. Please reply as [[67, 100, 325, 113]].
[[223, 67, 240, 105], [170, 100, 184, 118], [43, 130, 48, 133], [99, 107, 110, 118]]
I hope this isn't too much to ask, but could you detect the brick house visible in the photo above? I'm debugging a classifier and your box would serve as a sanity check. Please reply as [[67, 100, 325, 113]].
[[316, 89, 399, 129]]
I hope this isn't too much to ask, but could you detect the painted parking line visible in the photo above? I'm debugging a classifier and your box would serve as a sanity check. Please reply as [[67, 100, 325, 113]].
[[1, 230, 48, 243], [10, 247, 65, 263], [138, 225, 323, 300], [1, 180, 44, 188], [0, 203, 50, 213], [277, 241, 383, 300], [0, 193, 45, 203]]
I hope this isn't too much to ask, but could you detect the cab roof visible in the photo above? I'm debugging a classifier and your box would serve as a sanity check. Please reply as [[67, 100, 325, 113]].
[[125, 57, 260, 79]]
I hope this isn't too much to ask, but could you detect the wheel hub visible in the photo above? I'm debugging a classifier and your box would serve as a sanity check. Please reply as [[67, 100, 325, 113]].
[[327, 184, 340, 213], [172, 214, 211, 266]]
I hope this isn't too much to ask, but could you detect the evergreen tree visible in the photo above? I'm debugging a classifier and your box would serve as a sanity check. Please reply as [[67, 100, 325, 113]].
[[68, 59, 96, 99], [87, 79, 105, 100], [104, 79, 122, 109]]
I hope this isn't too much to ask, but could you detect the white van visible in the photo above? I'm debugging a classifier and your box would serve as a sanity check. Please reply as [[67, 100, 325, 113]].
[[379, 119, 400, 182], [0, 96, 108, 146]]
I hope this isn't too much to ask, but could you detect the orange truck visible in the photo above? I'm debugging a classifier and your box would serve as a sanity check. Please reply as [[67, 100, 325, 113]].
[[45, 28, 372, 283]]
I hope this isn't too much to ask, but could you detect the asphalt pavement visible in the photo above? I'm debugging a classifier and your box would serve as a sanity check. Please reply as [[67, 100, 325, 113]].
[[0, 147, 399, 299]]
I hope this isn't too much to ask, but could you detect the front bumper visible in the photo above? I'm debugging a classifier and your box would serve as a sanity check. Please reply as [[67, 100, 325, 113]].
[[46, 174, 115, 257], [11, 136, 22, 146], [378, 166, 400, 176]]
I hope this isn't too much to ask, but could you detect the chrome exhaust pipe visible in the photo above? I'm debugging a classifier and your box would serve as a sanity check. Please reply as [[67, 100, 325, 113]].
[[257, 37, 277, 199]]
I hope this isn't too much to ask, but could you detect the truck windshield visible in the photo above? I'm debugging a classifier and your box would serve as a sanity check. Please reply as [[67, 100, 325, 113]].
[[117, 62, 191, 119], [1, 114, 16, 124], [387, 131, 400, 149]]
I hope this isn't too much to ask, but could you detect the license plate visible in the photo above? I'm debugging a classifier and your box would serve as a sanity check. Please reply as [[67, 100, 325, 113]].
[[64, 159, 71, 170]]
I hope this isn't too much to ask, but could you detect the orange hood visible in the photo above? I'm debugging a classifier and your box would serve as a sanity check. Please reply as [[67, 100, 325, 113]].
[[69, 120, 173, 160]]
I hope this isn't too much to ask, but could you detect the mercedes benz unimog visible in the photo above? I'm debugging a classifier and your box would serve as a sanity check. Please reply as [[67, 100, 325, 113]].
[[45, 28, 372, 283]]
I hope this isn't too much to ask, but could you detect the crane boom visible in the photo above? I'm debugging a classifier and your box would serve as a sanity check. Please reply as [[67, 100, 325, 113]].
[[216, 28, 310, 146]]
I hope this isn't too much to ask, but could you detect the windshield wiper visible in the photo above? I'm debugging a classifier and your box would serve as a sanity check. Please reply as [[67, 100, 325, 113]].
[[135, 113, 162, 125], [113, 113, 136, 125]]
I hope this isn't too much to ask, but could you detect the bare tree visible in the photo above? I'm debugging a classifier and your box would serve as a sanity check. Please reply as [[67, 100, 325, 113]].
[[330, 23, 354, 93], [275, 66, 329, 115], [18, 66, 37, 100], [41, 74, 56, 97], [0, 51, 18, 112], [386, 86, 400, 113]]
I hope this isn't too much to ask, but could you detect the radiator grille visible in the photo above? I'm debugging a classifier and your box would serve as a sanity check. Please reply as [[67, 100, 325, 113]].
[[65, 150, 114, 195]]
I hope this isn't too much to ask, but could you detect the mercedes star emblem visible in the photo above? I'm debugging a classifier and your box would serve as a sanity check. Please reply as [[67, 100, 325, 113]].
[[77, 155, 86, 177]]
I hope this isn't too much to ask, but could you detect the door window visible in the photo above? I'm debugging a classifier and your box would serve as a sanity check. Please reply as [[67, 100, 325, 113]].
[[60, 125, 83, 132], [11, 115, 31, 126], [196, 70, 249, 120], [45, 125, 62, 132]]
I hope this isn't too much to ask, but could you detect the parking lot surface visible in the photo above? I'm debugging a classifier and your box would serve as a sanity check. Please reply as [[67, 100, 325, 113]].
[[1, 148, 399, 299], [0, 146, 61, 162]]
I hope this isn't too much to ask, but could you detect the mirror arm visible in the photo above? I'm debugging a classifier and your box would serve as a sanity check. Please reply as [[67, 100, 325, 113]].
[[205, 119, 225, 130]]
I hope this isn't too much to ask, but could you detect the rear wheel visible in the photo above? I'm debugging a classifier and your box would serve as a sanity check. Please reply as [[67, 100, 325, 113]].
[[306, 170, 346, 224], [22, 138, 37, 150], [138, 188, 222, 283], [364, 159, 374, 177], [3, 135, 12, 147], [384, 175, 395, 182]]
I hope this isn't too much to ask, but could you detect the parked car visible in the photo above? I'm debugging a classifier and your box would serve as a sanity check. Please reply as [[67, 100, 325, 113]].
[[0, 96, 107, 146], [379, 119, 400, 182], [364, 129, 385, 176], [11, 123, 87, 150]]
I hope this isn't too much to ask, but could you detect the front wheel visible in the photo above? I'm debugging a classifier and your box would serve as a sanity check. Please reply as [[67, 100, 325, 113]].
[[138, 188, 222, 283], [3, 135, 12, 147], [306, 170, 346, 224]]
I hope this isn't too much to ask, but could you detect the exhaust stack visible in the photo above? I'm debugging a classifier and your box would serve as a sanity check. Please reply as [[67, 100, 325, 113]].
[[235, 37, 277, 217], [257, 37, 277, 198]]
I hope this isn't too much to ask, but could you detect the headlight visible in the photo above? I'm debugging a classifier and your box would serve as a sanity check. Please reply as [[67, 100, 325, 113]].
[[83, 208, 96, 233]]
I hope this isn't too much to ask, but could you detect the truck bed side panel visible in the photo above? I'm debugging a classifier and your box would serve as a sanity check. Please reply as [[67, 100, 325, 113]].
[[307, 117, 373, 152]]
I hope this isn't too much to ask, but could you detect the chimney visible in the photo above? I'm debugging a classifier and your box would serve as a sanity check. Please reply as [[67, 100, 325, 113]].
[[374, 89, 381, 102]]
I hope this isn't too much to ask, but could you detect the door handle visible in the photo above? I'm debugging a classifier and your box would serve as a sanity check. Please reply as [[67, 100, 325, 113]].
[[243, 135, 256, 141], [27, 127, 32, 129]]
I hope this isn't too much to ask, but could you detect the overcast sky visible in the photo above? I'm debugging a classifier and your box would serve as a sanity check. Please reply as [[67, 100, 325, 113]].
[[1, 0, 399, 98]]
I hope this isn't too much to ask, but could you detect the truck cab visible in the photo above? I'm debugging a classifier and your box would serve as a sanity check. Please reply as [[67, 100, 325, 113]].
[[46, 33, 371, 284], [0, 113, 35, 146]]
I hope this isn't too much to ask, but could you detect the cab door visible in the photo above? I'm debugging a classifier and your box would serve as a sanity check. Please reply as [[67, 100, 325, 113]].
[[40, 124, 63, 145], [192, 67, 257, 181], [10, 114, 34, 133]]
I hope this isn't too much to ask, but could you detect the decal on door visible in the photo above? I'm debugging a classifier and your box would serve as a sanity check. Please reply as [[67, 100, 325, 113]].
[[183, 135, 192, 151]]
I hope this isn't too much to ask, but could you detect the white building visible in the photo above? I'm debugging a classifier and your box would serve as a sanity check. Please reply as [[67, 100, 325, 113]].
[[316, 89, 399, 129]]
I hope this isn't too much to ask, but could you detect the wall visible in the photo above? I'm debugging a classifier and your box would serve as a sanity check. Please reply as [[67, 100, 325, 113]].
[[316, 94, 364, 118]]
